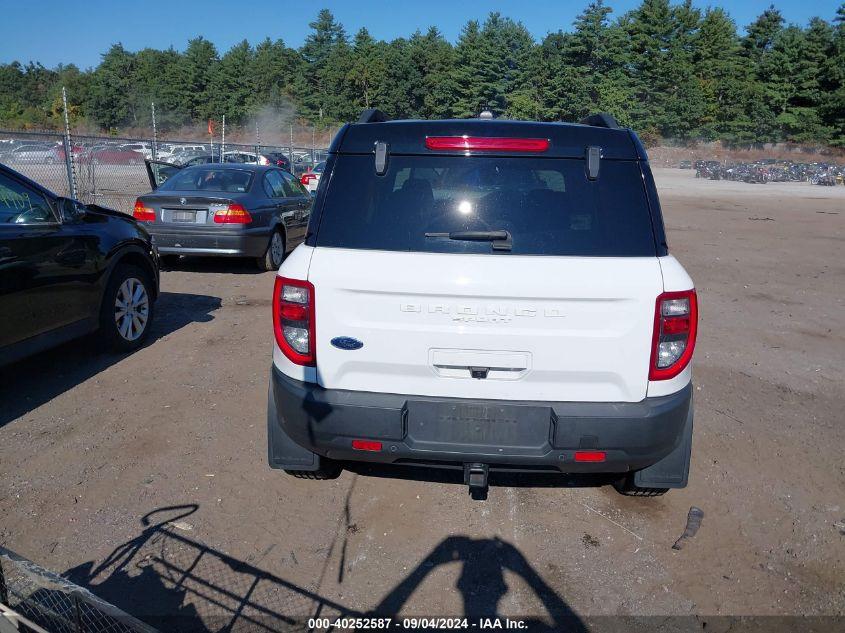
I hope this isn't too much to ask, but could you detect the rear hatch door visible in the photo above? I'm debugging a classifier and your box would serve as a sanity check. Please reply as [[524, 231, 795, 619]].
[[309, 150, 662, 403]]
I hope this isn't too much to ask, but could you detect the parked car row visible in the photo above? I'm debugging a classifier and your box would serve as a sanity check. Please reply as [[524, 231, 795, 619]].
[[0, 138, 327, 171], [683, 158, 845, 185]]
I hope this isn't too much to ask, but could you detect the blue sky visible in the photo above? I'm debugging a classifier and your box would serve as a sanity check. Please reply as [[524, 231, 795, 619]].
[[1, 0, 841, 69]]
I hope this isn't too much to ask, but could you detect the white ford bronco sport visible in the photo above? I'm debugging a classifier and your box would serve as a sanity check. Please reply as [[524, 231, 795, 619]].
[[267, 110, 697, 497]]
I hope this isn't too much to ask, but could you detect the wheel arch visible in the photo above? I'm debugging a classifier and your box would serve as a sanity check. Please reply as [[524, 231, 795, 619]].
[[268, 221, 288, 252], [103, 243, 159, 302]]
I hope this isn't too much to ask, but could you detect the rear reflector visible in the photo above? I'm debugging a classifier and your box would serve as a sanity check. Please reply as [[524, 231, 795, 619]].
[[352, 439, 382, 452], [214, 203, 252, 224], [425, 136, 550, 153], [574, 451, 606, 463]]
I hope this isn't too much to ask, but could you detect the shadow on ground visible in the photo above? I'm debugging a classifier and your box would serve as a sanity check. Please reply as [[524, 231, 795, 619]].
[[162, 256, 270, 275], [0, 291, 220, 427], [47, 504, 587, 632], [345, 461, 613, 494]]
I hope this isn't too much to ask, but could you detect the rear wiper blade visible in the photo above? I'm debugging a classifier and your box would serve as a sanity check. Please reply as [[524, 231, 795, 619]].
[[424, 230, 512, 251]]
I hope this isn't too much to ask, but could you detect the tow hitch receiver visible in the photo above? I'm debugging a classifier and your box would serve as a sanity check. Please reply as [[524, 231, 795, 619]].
[[464, 463, 489, 499]]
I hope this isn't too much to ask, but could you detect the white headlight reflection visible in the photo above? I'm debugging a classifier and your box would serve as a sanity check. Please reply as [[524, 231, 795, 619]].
[[457, 200, 473, 215]]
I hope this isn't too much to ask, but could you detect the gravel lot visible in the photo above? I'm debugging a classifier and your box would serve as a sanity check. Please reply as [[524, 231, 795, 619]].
[[1, 169, 843, 629]]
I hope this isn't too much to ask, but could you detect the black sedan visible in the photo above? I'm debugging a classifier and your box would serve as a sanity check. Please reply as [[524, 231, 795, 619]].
[[0, 163, 159, 366], [137, 163, 310, 270]]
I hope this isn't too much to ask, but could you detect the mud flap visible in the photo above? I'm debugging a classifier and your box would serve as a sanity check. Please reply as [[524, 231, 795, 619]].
[[267, 380, 324, 471], [634, 395, 693, 489]]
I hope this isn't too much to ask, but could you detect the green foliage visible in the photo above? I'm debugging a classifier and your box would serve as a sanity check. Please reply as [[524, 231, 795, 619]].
[[0, 4, 842, 147]]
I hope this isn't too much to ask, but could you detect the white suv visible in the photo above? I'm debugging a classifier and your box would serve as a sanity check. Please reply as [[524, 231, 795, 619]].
[[267, 111, 697, 497]]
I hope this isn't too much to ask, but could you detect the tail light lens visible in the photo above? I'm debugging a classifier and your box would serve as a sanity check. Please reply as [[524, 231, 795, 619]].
[[649, 290, 698, 380], [213, 203, 252, 224], [273, 276, 315, 366], [301, 173, 317, 185], [133, 199, 155, 222]]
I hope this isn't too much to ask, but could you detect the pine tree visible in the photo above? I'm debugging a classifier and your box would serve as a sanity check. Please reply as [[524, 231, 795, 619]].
[[819, 4, 845, 145], [207, 40, 256, 122], [347, 28, 387, 110], [87, 44, 136, 129], [252, 38, 300, 111], [694, 8, 753, 142], [181, 37, 219, 122], [406, 27, 456, 118], [296, 9, 347, 121]]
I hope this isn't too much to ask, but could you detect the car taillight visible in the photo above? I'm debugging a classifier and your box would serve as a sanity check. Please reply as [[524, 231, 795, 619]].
[[133, 199, 155, 222], [213, 203, 252, 224], [425, 136, 550, 153], [273, 276, 315, 366], [649, 289, 698, 380], [301, 173, 317, 185]]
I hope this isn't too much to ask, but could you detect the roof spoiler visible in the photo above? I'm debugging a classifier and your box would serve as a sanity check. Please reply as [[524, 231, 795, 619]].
[[579, 113, 620, 129], [358, 108, 390, 123]]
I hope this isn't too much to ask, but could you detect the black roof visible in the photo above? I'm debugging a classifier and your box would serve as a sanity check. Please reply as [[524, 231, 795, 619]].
[[333, 118, 645, 160]]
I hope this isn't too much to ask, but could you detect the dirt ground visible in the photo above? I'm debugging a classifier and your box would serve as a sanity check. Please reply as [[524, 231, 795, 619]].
[[1, 169, 843, 630]]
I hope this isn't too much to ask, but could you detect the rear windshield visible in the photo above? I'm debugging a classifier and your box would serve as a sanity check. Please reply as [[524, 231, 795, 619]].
[[315, 156, 656, 256], [160, 167, 253, 193]]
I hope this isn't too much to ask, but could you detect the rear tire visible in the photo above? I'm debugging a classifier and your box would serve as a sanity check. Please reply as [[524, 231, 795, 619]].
[[612, 475, 668, 497], [98, 264, 155, 352], [284, 461, 342, 480], [258, 229, 286, 271]]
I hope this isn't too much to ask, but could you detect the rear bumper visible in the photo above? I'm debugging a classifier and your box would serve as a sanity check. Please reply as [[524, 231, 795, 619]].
[[268, 366, 692, 476], [148, 226, 270, 257]]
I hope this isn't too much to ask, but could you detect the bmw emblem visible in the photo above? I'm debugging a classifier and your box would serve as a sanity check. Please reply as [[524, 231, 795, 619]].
[[180, 197, 187, 205], [331, 337, 363, 350]]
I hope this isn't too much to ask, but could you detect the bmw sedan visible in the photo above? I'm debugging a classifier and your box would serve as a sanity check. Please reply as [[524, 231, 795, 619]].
[[136, 163, 310, 270]]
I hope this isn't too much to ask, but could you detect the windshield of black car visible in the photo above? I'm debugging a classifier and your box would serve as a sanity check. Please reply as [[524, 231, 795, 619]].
[[158, 168, 253, 193], [315, 155, 656, 256]]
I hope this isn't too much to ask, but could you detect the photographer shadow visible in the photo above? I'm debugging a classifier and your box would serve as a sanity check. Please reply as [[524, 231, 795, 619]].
[[372, 535, 587, 632]]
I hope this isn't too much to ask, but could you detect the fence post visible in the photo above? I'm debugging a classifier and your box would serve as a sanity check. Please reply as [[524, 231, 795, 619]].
[[61, 87, 78, 200], [0, 559, 9, 605], [151, 101, 157, 161]]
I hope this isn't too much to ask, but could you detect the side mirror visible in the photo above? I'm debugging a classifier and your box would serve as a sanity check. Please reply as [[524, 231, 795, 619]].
[[57, 197, 86, 221]]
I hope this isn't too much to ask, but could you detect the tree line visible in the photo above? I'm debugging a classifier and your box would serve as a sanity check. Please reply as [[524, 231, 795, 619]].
[[1, 0, 843, 146]]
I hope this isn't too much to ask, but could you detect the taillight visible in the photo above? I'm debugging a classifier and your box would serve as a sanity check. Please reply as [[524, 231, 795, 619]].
[[649, 290, 698, 380], [273, 276, 315, 366], [301, 173, 317, 185], [425, 136, 550, 153], [133, 199, 155, 222], [213, 203, 252, 224]]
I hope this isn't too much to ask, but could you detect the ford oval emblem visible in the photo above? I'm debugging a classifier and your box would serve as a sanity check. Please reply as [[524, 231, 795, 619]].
[[331, 336, 363, 350]]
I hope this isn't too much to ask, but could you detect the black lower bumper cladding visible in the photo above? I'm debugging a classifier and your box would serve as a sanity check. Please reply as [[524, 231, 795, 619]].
[[267, 366, 693, 486]]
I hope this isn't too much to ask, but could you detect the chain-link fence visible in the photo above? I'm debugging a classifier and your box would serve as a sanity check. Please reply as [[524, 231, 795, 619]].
[[0, 546, 159, 633], [0, 130, 329, 215]]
